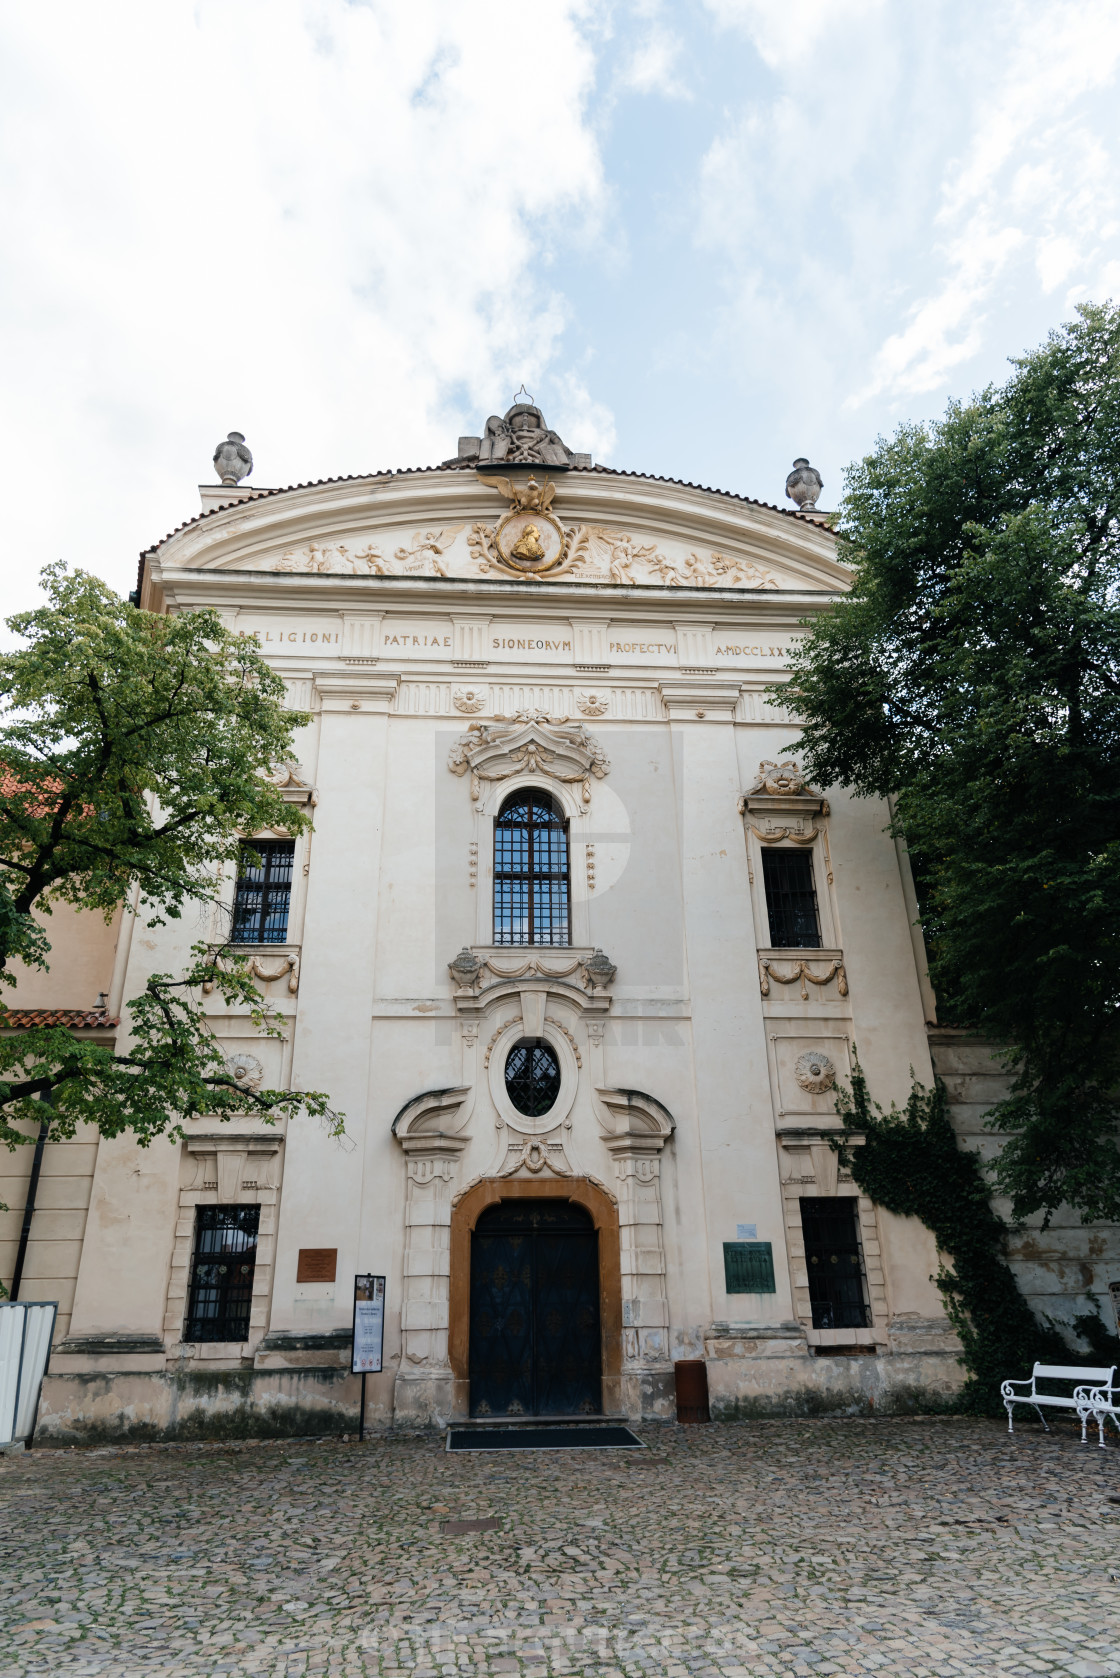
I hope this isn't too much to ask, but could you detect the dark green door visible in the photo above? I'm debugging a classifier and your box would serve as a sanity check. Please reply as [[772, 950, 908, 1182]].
[[469, 1199, 601, 1417]]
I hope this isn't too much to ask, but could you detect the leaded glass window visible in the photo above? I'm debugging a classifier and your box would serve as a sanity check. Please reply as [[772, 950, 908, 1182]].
[[761, 847, 822, 948], [184, 1205, 260, 1343], [493, 790, 570, 946], [232, 840, 294, 944]]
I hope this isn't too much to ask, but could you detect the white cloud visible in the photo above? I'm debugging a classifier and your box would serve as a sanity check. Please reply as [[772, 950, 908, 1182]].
[[0, 1, 606, 615], [702, 0, 887, 70], [851, 0, 1120, 403], [690, 0, 1120, 472], [618, 26, 690, 98]]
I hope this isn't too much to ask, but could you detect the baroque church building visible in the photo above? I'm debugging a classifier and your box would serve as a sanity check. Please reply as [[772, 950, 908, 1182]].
[[7, 400, 1100, 1440]]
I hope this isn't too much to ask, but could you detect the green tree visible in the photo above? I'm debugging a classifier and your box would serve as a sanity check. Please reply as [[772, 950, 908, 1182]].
[[780, 302, 1120, 1226], [0, 564, 337, 1157]]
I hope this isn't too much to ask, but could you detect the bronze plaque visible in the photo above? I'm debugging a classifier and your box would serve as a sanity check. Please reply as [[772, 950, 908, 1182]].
[[296, 1248, 337, 1284]]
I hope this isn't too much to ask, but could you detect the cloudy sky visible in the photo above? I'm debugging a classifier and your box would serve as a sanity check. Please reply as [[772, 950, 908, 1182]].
[[1, 0, 1119, 614]]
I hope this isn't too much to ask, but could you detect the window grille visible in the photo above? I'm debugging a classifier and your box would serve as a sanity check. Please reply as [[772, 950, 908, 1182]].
[[232, 840, 295, 944], [505, 1038, 562, 1117], [799, 1197, 870, 1329], [184, 1205, 260, 1343], [761, 847, 822, 948], [493, 790, 570, 946]]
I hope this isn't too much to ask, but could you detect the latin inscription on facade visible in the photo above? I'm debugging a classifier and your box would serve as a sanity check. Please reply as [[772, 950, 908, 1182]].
[[242, 620, 790, 665], [250, 628, 341, 645]]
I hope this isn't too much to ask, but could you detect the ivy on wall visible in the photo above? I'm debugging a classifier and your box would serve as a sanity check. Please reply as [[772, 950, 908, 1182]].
[[833, 1058, 1079, 1414]]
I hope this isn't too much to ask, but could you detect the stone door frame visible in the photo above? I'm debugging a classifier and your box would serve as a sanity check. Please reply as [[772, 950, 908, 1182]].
[[448, 1177, 623, 1419]]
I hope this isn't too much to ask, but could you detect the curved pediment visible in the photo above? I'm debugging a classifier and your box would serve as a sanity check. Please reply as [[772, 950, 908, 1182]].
[[447, 712, 609, 805], [144, 466, 848, 599]]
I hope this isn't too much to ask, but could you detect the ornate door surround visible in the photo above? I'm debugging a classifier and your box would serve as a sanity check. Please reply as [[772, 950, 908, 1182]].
[[449, 1177, 623, 1420]]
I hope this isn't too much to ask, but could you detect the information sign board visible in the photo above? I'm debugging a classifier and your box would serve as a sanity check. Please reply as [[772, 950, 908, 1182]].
[[352, 1275, 385, 1374], [723, 1241, 776, 1294]]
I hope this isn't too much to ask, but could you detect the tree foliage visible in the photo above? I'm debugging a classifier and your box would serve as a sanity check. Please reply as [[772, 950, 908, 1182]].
[[781, 303, 1120, 1225], [834, 1062, 1070, 1414], [0, 564, 337, 1157]]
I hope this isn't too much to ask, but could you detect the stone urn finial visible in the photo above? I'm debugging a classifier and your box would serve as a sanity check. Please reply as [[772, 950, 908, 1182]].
[[785, 457, 823, 512], [448, 947, 482, 987], [583, 948, 617, 988], [213, 431, 253, 485]]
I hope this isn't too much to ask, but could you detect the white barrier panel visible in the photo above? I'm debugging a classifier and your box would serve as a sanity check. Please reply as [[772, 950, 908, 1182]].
[[0, 1301, 58, 1445]]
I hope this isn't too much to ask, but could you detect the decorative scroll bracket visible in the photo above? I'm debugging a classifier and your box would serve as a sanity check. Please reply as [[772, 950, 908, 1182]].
[[391, 1086, 472, 1158]]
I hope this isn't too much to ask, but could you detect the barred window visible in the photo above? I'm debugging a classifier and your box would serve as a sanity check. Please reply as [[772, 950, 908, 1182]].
[[800, 1197, 870, 1330], [184, 1205, 260, 1343], [505, 1038, 562, 1117], [494, 790, 570, 946], [232, 840, 294, 944], [761, 847, 822, 948]]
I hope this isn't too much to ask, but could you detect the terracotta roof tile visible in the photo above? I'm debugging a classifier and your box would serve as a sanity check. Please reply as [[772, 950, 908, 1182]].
[[1, 1008, 119, 1029]]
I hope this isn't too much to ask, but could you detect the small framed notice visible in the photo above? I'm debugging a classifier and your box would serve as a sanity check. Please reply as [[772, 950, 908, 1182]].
[[352, 1275, 385, 1374], [297, 1248, 338, 1284]]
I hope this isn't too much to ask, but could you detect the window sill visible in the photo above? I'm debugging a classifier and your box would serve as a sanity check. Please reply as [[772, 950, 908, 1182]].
[[757, 945, 839, 960], [805, 1326, 882, 1347], [226, 941, 301, 954], [471, 942, 587, 956]]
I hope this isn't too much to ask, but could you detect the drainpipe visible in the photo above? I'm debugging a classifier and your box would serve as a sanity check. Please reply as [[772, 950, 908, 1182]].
[[9, 1105, 50, 1301]]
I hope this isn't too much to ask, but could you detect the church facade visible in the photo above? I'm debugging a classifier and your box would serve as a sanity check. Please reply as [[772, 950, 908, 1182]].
[[6, 405, 985, 1438]]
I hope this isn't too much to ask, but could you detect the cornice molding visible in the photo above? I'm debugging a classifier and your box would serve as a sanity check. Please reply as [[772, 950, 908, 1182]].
[[313, 670, 399, 712], [659, 679, 743, 718]]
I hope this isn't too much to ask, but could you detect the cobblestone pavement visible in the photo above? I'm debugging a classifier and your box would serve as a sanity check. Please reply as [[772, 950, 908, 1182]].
[[3, 1418, 1120, 1678]]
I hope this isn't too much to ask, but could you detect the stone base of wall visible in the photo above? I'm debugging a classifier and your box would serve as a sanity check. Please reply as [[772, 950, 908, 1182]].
[[35, 1367, 395, 1445], [36, 1347, 964, 1441], [392, 1369, 456, 1428], [621, 1368, 676, 1420], [705, 1349, 964, 1419]]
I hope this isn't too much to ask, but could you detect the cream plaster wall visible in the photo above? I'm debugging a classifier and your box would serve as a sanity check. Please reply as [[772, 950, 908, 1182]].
[[25, 466, 1000, 1435], [7, 902, 122, 1011]]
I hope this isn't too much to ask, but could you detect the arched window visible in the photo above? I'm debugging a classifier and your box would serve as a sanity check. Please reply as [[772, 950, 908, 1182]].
[[494, 789, 570, 946]]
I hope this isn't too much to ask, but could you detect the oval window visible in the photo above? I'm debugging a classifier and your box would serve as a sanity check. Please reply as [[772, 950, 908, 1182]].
[[505, 1038, 562, 1117]]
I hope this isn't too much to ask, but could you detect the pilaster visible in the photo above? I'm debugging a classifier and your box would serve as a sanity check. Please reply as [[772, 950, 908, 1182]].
[[595, 1087, 674, 1418], [661, 692, 797, 1340], [271, 671, 399, 1345]]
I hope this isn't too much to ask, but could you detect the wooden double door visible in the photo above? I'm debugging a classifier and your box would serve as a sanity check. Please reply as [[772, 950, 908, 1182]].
[[468, 1198, 602, 1417]]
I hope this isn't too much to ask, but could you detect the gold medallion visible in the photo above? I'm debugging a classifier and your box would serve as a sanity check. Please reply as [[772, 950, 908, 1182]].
[[477, 475, 572, 577]]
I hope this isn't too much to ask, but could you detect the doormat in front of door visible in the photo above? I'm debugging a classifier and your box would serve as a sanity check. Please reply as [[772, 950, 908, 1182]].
[[446, 1426, 644, 1452]]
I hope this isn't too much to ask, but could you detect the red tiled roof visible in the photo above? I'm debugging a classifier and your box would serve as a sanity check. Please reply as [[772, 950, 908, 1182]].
[[1, 1008, 120, 1029]]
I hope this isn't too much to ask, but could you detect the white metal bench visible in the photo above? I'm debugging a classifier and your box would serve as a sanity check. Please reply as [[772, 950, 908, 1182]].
[[1078, 1374, 1120, 1448], [1001, 1362, 1115, 1443]]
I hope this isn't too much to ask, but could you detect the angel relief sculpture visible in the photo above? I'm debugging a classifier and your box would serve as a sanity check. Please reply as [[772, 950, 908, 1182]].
[[274, 540, 388, 575], [267, 529, 463, 577]]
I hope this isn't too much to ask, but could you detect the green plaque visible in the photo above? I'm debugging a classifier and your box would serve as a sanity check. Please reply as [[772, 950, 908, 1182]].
[[723, 1241, 776, 1294]]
